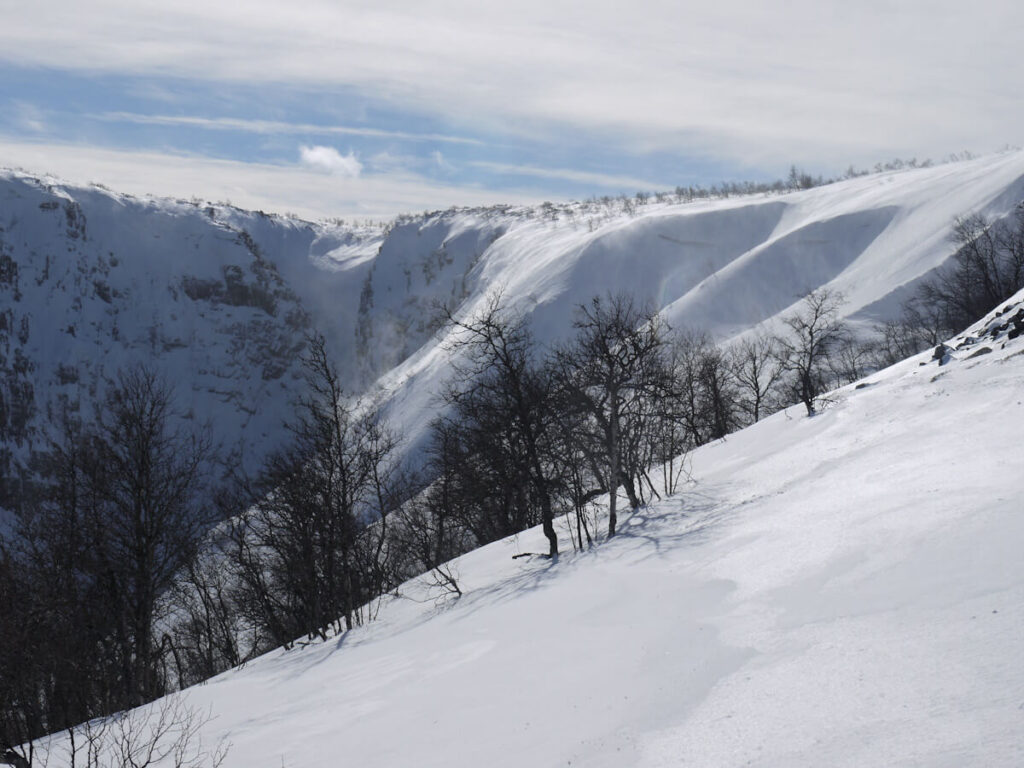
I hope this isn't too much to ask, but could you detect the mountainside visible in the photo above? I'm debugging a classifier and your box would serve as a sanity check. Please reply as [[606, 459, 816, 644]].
[[0, 176, 379, 484], [3, 152, 1024, 486], [347, 151, 1024, 459], [35, 287, 1024, 768]]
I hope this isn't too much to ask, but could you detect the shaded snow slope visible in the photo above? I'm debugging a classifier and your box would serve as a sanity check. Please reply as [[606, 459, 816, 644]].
[[3, 152, 1024, 482], [45, 290, 1024, 767], [0, 174, 378, 479]]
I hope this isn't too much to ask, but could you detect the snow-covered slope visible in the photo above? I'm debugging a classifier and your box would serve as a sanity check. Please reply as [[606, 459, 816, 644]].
[[0, 174, 379, 480], [360, 152, 1024, 458], [3, 152, 1024, 483], [40, 288, 1024, 767]]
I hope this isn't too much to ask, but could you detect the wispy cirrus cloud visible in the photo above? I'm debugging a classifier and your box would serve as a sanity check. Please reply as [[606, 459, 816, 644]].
[[2, 1, 1021, 169], [11, 101, 47, 133], [1, 1, 1022, 214], [470, 161, 663, 193], [95, 112, 485, 146]]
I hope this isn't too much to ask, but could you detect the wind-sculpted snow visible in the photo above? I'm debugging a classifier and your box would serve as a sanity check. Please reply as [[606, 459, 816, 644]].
[[3, 152, 1024, 487], [354, 152, 1024, 463], [663, 206, 899, 334], [522, 201, 789, 341]]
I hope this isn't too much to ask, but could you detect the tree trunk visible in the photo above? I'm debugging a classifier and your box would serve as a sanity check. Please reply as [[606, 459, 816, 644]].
[[608, 404, 620, 537], [541, 510, 558, 560], [622, 473, 641, 512]]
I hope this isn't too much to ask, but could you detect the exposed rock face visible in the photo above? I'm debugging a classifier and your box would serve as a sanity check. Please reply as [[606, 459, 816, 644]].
[[355, 215, 506, 384], [0, 173, 377, 487]]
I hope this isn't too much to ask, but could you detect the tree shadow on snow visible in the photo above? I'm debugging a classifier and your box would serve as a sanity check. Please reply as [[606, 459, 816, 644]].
[[610, 487, 732, 561]]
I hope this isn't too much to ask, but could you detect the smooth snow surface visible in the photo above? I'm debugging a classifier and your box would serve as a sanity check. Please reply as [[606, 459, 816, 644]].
[[44, 293, 1024, 767]]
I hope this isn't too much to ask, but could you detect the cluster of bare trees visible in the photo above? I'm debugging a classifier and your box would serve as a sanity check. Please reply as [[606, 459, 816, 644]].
[[0, 371, 223, 765], [402, 289, 861, 566], [874, 205, 1024, 364], [0, 280, 957, 762], [0, 337, 405, 762], [220, 335, 403, 652], [404, 295, 682, 562], [6, 698, 228, 768]]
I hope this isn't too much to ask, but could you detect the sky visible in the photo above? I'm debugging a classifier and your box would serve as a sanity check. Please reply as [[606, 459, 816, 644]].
[[1, 1, 1022, 220]]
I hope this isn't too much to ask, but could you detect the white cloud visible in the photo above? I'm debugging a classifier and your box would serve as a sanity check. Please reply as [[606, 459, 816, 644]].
[[0, 138, 547, 220], [2, 1, 1023, 168], [431, 150, 453, 173], [299, 145, 362, 177]]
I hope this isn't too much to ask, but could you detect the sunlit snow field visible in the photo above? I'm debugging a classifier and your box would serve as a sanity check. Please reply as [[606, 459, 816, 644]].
[[36, 293, 1023, 768]]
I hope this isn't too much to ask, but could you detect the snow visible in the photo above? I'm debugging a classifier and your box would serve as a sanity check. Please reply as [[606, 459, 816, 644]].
[[4, 152, 1024, 480], [360, 151, 1024, 461], [0, 174, 376, 480], [37, 291, 1024, 767], [5, 152, 1024, 764]]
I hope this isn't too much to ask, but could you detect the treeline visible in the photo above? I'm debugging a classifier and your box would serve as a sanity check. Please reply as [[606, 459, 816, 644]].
[[389, 154, 953, 229], [3, 204, 1024, 764]]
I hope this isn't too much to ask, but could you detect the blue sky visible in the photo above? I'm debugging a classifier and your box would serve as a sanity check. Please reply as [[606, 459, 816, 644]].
[[1, 1, 1021, 219]]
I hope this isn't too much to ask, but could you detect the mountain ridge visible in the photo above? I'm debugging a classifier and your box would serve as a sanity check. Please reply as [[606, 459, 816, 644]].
[[2, 152, 1024, 485]]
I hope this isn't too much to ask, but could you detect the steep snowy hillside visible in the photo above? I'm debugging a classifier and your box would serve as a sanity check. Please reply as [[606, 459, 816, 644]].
[[36, 289, 1024, 767], [360, 151, 1024, 457], [3, 152, 1024, 488], [0, 173, 379, 482]]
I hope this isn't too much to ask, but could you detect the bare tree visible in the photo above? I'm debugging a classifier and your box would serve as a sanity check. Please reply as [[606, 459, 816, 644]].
[[227, 334, 400, 648], [670, 331, 738, 445], [871, 297, 947, 368], [916, 208, 1024, 336], [554, 294, 674, 537], [31, 697, 230, 768], [695, 344, 738, 440], [0, 369, 219, 756], [546, 405, 602, 552], [775, 289, 848, 416], [828, 336, 874, 387], [1, 369, 220, 761], [85, 370, 219, 707], [671, 331, 712, 447], [165, 550, 242, 690], [358, 413, 406, 611], [729, 334, 785, 424], [387, 420, 479, 597], [392, 489, 464, 601], [440, 294, 562, 558]]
